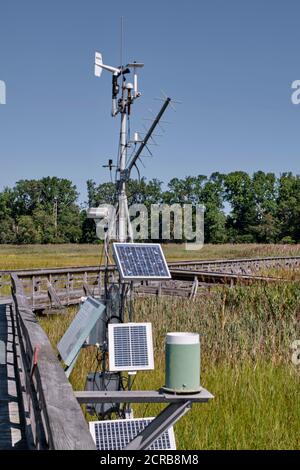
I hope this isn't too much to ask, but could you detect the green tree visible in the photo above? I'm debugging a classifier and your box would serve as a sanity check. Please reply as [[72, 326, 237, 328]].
[[87, 180, 115, 207], [276, 173, 300, 243], [201, 173, 227, 243], [0, 189, 16, 243], [17, 216, 40, 244], [164, 174, 227, 243], [32, 209, 56, 243], [225, 171, 257, 242], [11, 177, 81, 243], [58, 205, 82, 243], [251, 172, 279, 243]]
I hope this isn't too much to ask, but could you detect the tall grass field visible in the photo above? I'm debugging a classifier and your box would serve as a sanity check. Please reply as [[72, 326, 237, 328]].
[[40, 282, 300, 450], [1, 244, 299, 449], [0, 242, 300, 270]]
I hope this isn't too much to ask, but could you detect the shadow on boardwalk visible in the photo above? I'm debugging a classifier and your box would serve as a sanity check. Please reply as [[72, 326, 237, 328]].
[[0, 303, 26, 449]]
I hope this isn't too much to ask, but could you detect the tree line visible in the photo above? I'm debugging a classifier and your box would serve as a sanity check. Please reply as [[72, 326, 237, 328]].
[[0, 172, 299, 244]]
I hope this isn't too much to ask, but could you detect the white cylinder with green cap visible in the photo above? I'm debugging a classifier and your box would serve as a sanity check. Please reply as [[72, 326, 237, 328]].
[[163, 332, 201, 394]]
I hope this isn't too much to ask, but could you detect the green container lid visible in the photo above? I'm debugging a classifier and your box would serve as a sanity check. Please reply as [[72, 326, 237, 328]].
[[163, 332, 201, 394]]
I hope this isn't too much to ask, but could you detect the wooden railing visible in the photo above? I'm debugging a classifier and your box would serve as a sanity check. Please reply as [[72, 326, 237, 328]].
[[12, 266, 117, 311], [11, 274, 96, 450], [2, 255, 292, 311]]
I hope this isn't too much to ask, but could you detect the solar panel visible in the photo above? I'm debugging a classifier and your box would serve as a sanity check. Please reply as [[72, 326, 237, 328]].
[[85, 309, 107, 347], [57, 297, 105, 367], [89, 418, 176, 450], [108, 323, 154, 372], [113, 243, 171, 281]]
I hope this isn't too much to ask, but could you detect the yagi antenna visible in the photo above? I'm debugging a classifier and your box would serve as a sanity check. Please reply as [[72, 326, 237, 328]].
[[93, 41, 173, 243], [154, 90, 182, 112]]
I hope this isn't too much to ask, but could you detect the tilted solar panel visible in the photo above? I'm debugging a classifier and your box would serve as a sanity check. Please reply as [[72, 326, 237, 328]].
[[89, 418, 176, 450], [113, 243, 171, 280], [57, 297, 105, 367], [108, 323, 154, 371]]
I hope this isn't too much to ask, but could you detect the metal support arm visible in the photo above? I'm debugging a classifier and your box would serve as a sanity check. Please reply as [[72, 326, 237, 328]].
[[75, 388, 214, 451], [74, 388, 213, 404], [125, 400, 192, 450]]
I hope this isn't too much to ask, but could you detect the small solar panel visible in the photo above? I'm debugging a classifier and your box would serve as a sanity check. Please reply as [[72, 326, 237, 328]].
[[108, 323, 154, 372], [57, 297, 105, 367], [113, 243, 171, 281], [89, 418, 176, 450]]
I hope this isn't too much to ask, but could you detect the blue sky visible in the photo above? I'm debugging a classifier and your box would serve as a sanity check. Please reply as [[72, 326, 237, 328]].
[[0, 0, 300, 204]]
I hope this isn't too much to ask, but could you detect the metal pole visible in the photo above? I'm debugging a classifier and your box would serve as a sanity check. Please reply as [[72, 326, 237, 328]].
[[118, 96, 128, 242]]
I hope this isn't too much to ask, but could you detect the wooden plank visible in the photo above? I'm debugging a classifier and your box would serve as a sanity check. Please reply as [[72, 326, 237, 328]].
[[11, 274, 96, 450], [0, 298, 12, 306], [83, 272, 92, 296], [0, 304, 26, 449], [47, 281, 63, 309], [10, 303, 35, 449]]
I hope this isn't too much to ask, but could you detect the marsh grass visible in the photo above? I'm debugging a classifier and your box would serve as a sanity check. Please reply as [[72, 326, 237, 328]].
[[1, 243, 300, 270], [135, 362, 300, 450], [39, 282, 300, 449]]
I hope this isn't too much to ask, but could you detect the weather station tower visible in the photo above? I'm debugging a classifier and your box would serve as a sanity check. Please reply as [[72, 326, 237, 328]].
[[55, 27, 213, 451]]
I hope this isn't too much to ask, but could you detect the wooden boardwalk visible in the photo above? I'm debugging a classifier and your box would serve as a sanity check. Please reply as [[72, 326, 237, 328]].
[[0, 302, 27, 449]]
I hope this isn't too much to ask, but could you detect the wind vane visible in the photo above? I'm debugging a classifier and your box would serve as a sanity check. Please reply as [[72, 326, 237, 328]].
[[90, 47, 174, 243]]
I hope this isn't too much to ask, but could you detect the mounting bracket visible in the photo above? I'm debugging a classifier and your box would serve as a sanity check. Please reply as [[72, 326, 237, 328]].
[[75, 388, 213, 450], [125, 400, 192, 450]]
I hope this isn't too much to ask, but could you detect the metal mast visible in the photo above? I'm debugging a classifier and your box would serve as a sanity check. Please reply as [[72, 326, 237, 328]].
[[92, 51, 172, 244], [118, 76, 130, 242]]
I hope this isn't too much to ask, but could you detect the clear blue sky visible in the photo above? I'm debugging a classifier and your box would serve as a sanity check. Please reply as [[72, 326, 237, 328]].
[[0, 0, 300, 205]]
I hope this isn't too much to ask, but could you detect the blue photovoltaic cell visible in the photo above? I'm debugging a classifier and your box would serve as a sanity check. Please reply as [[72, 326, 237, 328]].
[[113, 243, 171, 280], [90, 418, 176, 450], [108, 323, 154, 371], [114, 325, 149, 368]]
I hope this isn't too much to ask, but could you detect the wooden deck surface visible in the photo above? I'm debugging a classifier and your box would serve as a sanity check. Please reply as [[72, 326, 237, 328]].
[[0, 303, 27, 449]]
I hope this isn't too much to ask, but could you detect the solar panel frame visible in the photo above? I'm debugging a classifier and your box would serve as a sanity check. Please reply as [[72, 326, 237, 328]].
[[113, 243, 171, 281], [89, 418, 176, 450], [108, 323, 154, 372], [57, 297, 106, 367]]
